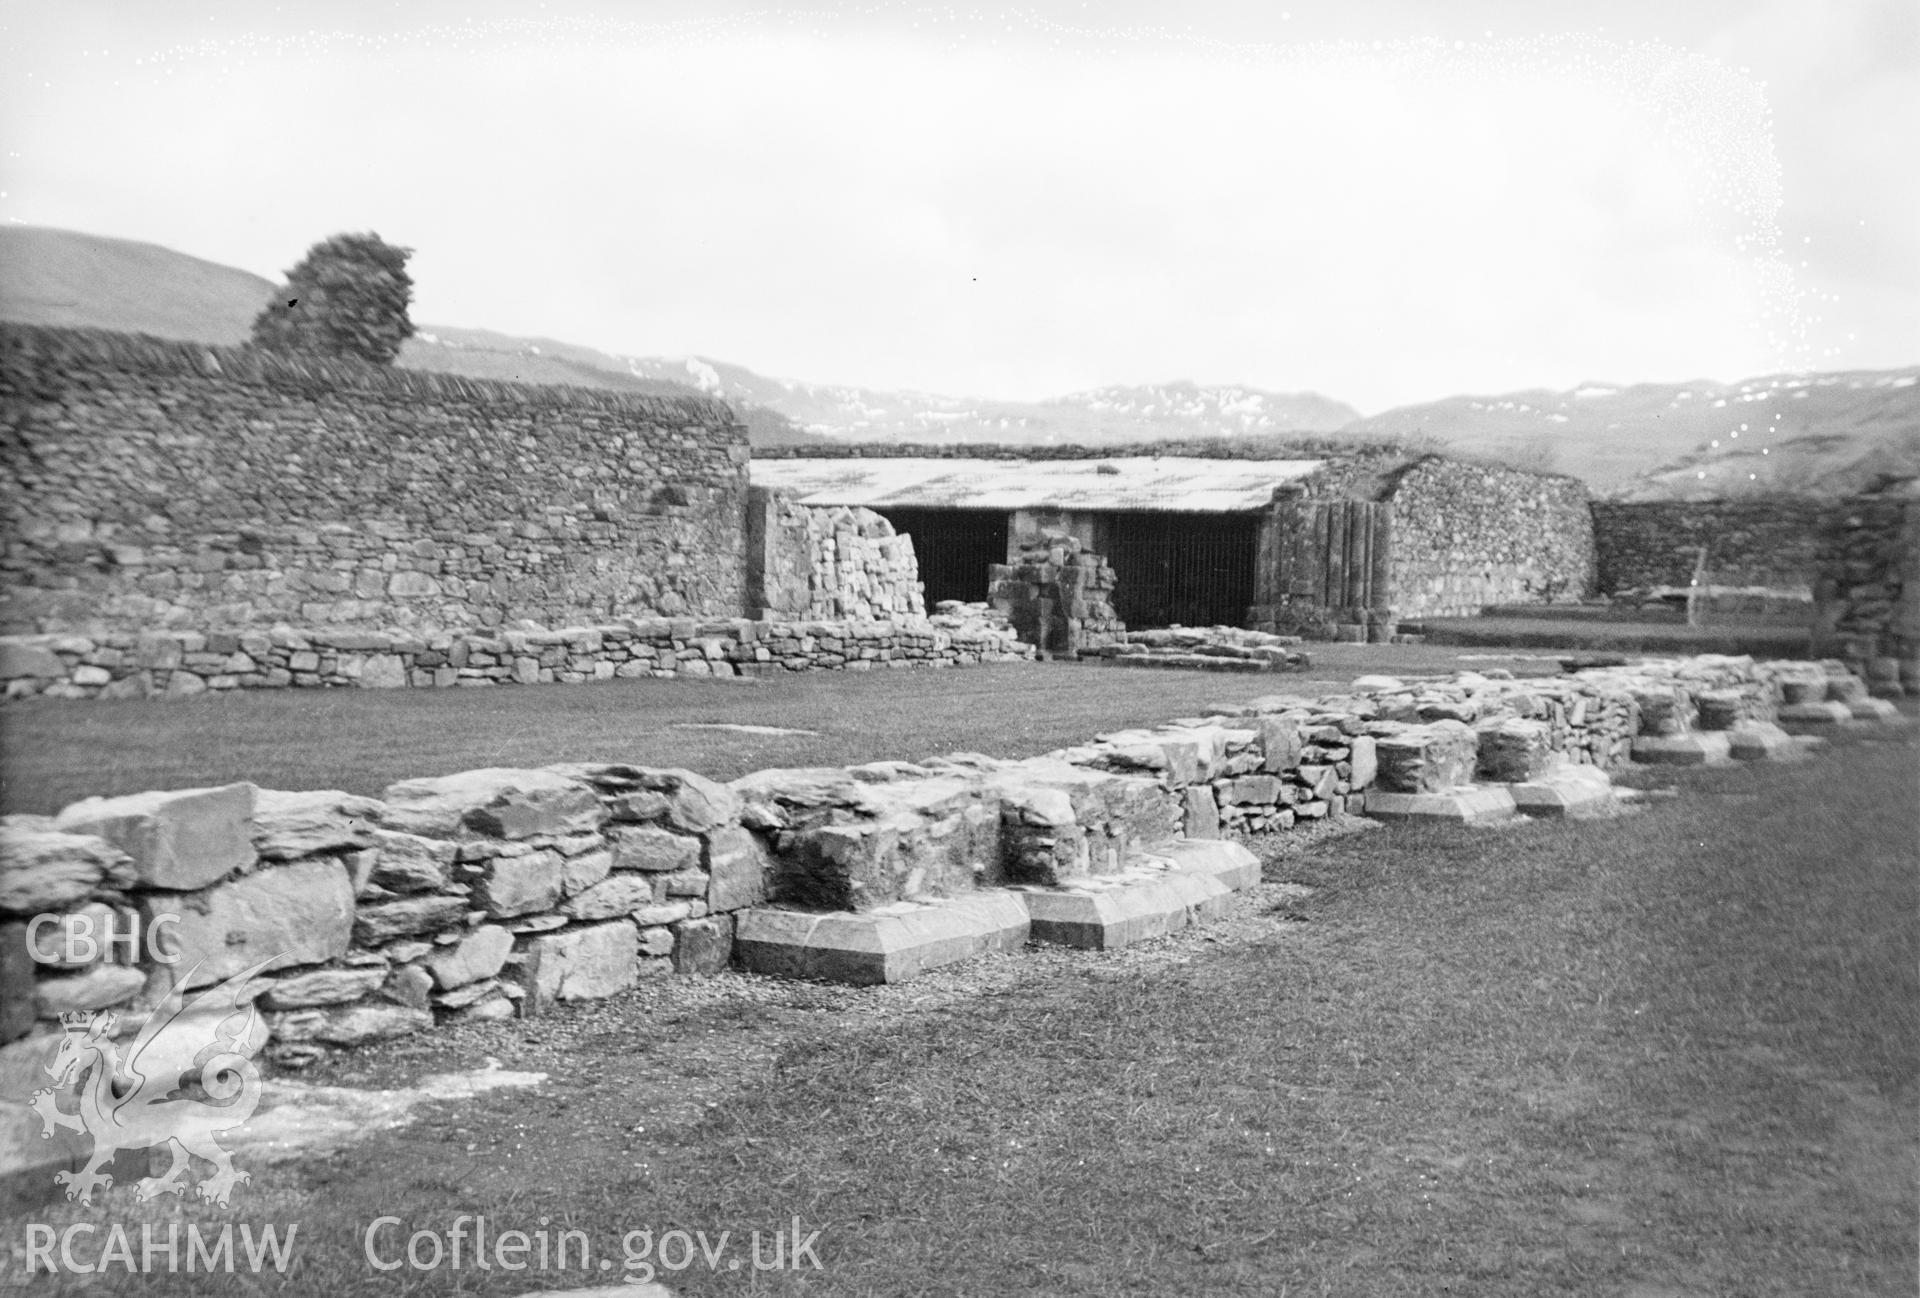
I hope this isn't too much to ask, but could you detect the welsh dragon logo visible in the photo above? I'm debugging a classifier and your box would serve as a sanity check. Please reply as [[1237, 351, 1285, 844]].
[[29, 956, 279, 1207]]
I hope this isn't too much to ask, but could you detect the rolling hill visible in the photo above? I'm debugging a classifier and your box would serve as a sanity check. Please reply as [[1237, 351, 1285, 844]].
[[1347, 372, 1920, 498], [3, 224, 1913, 496]]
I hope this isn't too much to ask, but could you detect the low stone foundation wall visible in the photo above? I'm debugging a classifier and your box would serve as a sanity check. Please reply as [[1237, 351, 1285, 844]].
[[0, 651, 1849, 1091], [0, 615, 1033, 701]]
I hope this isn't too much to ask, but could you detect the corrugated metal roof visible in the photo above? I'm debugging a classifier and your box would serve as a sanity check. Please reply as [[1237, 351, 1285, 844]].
[[750, 457, 1324, 513]]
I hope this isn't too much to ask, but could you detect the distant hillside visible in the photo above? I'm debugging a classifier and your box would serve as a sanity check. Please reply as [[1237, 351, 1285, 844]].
[[4, 225, 1912, 495], [1345, 371, 1920, 496], [0, 225, 277, 343]]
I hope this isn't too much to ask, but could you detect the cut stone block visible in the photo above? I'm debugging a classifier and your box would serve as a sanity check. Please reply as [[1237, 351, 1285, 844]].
[[1630, 684, 1694, 736], [1476, 718, 1555, 783], [1151, 838, 1261, 891], [471, 849, 564, 918], [704, 826, 769, 912], [1775, 701, 1854, 726], [670, 914, 735, 976], [1777, 677, 1827, 704], [1020, 865, 1233, 950], [515, 919, 641, 1011], [734, 892, 1029, 985], [141, 857, 355, 988], [1727, 721, 1800, 762], [1374, 721, 1479, 793], [1509, 766, 1615, 818], [1361, 785, 1517, 824], [1846, 698, 1904, 723], [1179, 784, 1220, 839], [1631, 732, 1733, 765], [53, 783, 256, 891]]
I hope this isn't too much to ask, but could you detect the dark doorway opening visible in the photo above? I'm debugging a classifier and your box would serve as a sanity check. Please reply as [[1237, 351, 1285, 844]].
[[877, 508, 1009, 606], [1104, 512, 1260, 628]]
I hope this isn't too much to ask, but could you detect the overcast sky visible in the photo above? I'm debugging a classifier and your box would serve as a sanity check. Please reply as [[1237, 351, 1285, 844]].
[[3, 0, 1913, 413]]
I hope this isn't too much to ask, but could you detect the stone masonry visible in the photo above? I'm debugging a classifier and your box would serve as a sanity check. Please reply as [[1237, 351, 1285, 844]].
[[1, 324, 750, 635]]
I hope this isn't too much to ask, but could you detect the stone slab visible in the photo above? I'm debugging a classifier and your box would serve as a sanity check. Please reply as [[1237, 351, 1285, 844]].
[[1846, 698, 1905, 724], [1727, 721, 1802, 762], [1775, 701, 1855, 726], [1360, 785, 1518, 824], [1019, 868, 1233, 950], [1149, 838, 1261, 891], [1509, 766, 1615, 818], [733, 892, 1029, 986], [1631, 732, 1733, 766]]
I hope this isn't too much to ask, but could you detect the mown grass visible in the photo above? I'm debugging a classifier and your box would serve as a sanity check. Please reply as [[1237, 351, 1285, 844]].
[[0, 645, 1563, 814], [12, 717, 1913, 1295], [1408, 616, 1811, 656]]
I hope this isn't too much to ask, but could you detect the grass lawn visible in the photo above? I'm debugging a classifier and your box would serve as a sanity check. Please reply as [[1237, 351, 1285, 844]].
[[0, 644, 1569, 815], [1407, 616, 1812, 657], [11, 712, 1914, 1295]]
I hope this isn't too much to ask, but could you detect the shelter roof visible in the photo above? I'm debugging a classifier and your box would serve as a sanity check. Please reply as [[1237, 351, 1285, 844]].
[[749, 456, 1324, 513]]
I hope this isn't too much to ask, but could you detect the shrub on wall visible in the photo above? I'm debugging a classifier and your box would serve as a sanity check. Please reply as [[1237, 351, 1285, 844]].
[[250, 232, 417, 365]]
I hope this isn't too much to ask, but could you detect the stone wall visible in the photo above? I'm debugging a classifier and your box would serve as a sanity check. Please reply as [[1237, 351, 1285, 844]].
[[746, 488, 926, 621], [1589, 499, 1827, 593], [987, 532, 1123, 655], [0, 650, 1839, 1084], [0, 615, 1032, 700], [1, 325, 750, 636], [1812, 490, 1919, 690], [1383, 456, 1595, 619]]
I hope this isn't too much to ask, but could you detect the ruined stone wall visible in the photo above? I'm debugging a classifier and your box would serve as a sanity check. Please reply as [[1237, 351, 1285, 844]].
[[0, 325, 750, 636], [1383, 456, 1595, 619], [1812, 491, 1919, 689], [0, 648, 1861, 1128], [746, 488, 926, 621], [987, 532, 1123, 655], [1590, 499, 1827, 593]]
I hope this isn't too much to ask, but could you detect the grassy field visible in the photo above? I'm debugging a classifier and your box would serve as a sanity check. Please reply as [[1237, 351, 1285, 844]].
[[1406, 616, 1812, 656], [9, 713, 1914, 1295], [0, 645, 1570, 815]]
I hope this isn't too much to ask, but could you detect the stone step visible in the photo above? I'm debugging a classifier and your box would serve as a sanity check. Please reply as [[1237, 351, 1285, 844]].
[[733, 892, 1029, 986], [1509, 765, 1617, 818], [733, 839, 1262, 978], [1360, 785, 1518, 824], [1015, 859, 1236, 951], [1631, 732, 1733, 766]]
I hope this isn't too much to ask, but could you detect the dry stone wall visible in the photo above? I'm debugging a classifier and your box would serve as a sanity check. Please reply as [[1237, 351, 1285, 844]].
[[1382, 457, 1595, 619], [1, 651, 1841, 1091], [0, 615, 1031, 700], [1, 325, 750, 636], [746, 488, 926, 621], [1590, 499, 1827, 593], [1812, 490, 1919, 690]]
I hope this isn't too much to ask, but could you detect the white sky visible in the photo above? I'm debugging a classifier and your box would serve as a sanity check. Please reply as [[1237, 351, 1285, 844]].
[[3, 0, 1914, 413]]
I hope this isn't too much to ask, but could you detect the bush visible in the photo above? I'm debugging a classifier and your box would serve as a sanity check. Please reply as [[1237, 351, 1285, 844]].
[[250, 232, 416, 365]]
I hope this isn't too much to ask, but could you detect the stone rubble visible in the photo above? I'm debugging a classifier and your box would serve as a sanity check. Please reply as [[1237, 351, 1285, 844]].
[[1082, 625, 1313, 673]]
